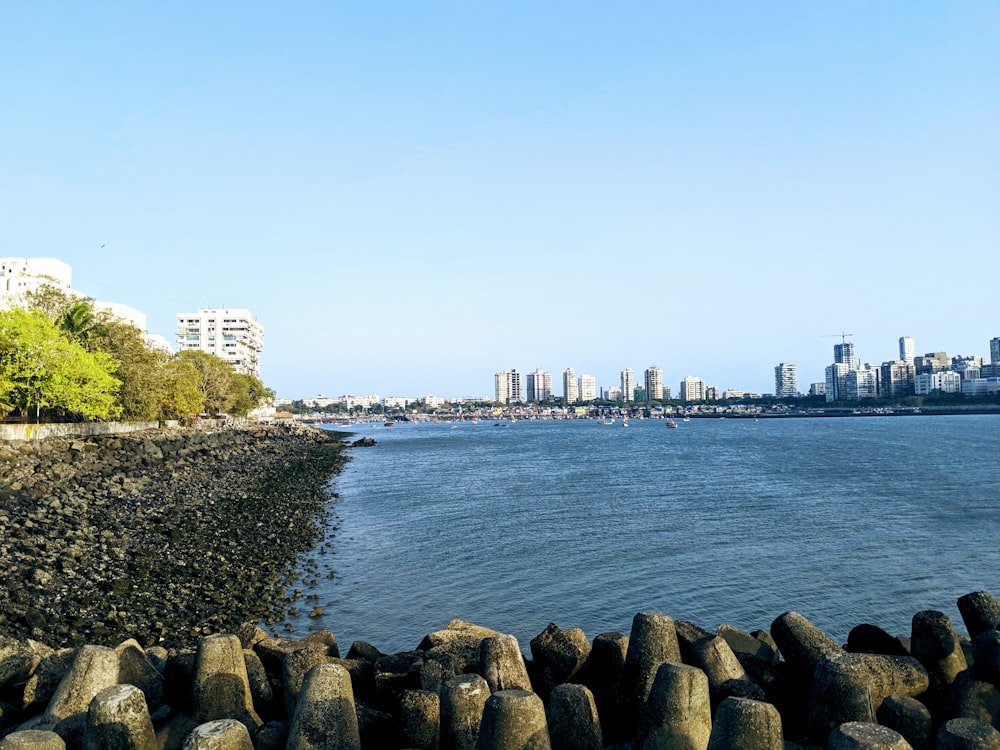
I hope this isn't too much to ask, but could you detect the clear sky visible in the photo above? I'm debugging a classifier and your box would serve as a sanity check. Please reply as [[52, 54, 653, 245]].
[[4, 2, 998, 399]]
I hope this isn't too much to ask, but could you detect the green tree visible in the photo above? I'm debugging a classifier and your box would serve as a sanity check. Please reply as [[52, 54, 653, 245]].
[[61, 299, 102, 343], [227, 372, 274, 418], [177, 349, 234, 416], [159, 356, 204, 421], [90, 318, 168, 421], [0, 308, 121, 421]]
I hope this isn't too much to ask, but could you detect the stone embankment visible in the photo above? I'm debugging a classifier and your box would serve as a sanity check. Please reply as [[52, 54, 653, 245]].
[[0, 422, 348, 648], [1, 599, 999, 749], [2, 426, 1000, 748]]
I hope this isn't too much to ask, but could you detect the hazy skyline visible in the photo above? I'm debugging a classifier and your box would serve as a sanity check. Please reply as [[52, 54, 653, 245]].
[[4, 2, 998, 398]]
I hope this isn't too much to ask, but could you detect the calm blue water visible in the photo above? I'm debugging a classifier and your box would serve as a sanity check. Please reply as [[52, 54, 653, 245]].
[[280, 416, 1000, 653]]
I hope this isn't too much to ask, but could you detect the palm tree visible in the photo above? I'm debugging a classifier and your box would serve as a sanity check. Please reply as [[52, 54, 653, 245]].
[[60, 300, 97, 343]]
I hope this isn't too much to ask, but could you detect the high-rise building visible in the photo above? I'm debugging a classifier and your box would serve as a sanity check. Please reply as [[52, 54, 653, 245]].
[[644, 366, 664, 401], [526, 368, 553, 402], [176, 308, 263, 376], [774, 363, 798, 397], [880, 361, 915, 398], [494, 369, 522, 404], [990, 337, 1000, 365], [680, 376, 705, 402], [899, 336, 916, 365], [563, 368, 578, 404], [824, 363, 851, 402], [834, 342, 858, 369], [579, 374, 597, 402], [620, 368, 635, 402]]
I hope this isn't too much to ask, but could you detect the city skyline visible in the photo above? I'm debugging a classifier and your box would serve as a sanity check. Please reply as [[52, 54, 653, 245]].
[[4, 4, 997, 399]]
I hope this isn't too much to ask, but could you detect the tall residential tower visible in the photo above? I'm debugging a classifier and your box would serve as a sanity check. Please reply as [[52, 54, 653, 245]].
[[176, 308, 264, 376]]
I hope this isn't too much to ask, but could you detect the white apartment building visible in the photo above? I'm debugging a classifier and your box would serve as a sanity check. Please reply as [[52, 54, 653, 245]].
[[1, 257, 72, 301], [680, 375, 705, 402], [176, 308, 264, 377], [0, 256, 146, 330], [644, 366, 664, 401], [578, 374, 597, 402], [563, 368, 579, 404], [915, 371, 962, 395], [494, 369, 523, 404], [899, 336, 916, 365], [620, 368, 636, 402], [774, 363, 798, 397], [526, 369, 553, 402]]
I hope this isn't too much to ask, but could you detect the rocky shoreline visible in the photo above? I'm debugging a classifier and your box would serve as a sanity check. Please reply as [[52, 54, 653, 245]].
[[1, 426, 999, 748], [0, 422, 349, 648]]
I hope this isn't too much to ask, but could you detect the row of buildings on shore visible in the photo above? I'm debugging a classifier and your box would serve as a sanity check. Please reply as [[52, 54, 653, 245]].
[[491, 334, 1000, 406], [0, 257, 263, 378]]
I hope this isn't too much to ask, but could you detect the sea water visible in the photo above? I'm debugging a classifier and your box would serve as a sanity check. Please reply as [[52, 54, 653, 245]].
[[279, 415, 1000, 652]]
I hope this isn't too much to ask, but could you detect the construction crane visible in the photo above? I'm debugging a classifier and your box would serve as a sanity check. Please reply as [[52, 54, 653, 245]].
[[821, 332, 854, 346]]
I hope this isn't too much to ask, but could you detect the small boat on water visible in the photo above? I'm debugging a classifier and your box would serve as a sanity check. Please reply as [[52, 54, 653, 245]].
[[383, 422, 395, 427], [666, 418, 678, 428]]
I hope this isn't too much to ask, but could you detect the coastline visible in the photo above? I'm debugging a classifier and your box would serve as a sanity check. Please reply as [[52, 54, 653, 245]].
[[0, 422, 348, 649]]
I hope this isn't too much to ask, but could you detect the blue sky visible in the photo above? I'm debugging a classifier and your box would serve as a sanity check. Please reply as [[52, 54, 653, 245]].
[[4, 2, 998, 399]]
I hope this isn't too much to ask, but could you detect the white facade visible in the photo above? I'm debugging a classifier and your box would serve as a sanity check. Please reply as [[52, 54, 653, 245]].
[[526, 368, 553, 402], [620, 368, 635, 402], [680, 376, 705, 402], [176, 308, 264, 377], [644, 367, 664, 401], [563, 368, 578, 404], [494, 369, 522, 404], [0, 258, 73, 303], [914, 371, 962, 395], [899, 336, 916, 365], [774, 363, 798, 397], [578, 374, 597, 402]]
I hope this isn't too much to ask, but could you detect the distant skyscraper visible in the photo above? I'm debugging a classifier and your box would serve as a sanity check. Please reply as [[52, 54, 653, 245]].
[[899, 336, 916, 365], [680, 376, 705, 402], [991, 337, 1000, 364], [645, 366, 664, 400], [834, 342, 858, 369], [494, 369, 522, 404], [526, 368, 552, 402], [620, 368, 635, 402], [774, 363, 798, 397], [579, 374, 597, 402], [563, 367, 578, 404]]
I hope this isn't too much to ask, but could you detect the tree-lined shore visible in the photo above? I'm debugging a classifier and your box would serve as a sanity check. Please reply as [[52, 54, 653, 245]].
[[0, 286, 271, 424]]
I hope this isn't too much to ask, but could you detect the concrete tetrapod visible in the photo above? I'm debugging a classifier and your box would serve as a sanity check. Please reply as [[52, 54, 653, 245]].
[[181, 719, 254, 750], [440, 673, 490, 750], [826, 722, 914, 750], [399, 689, 440, 750], [546, 684, 602, 750], [82, 684, 156, 750], [619, 611, 682, 731], [42, 645, 120, 726], [936, 718, 1000, 750], [807, 653, 929, 744], [192, 635, 262, 732], [479, 635, 532, 693], [633, 661, 711, 750], [0, 731, 66, 750], [475, 689, 551, 750], [286, 663, 361, 750], [706, 697, 782, 750]]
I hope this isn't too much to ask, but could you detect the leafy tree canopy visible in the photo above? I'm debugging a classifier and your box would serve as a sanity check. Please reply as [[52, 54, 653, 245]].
[[0, 308, 121, 421]]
